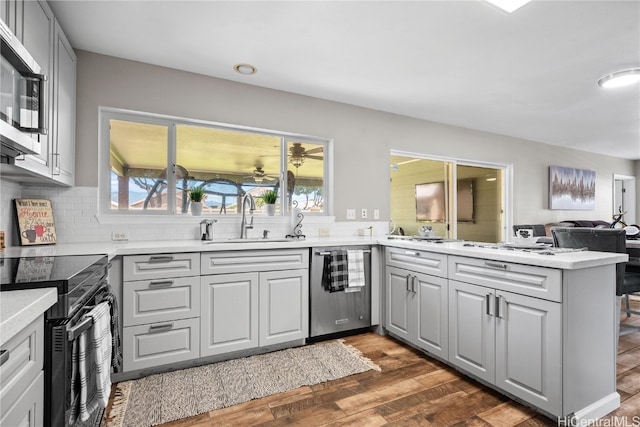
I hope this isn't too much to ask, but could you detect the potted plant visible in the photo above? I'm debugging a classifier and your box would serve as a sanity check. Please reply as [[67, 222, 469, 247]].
[[189, 186, 205, 216], [261, 189, 278, 216]]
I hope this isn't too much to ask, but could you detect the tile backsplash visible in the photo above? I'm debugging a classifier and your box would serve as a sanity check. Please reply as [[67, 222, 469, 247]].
[[1, 182, 387, 247]]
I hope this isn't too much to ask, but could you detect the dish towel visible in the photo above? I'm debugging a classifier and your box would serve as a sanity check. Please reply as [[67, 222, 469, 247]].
[[100, 288, 123, 373], [68, 302, 112, 425], [346, 250, 366, 290], [323, 250, 349, 292]]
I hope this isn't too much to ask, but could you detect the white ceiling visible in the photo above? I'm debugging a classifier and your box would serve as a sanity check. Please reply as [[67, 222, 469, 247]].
[[49, 0, 640, 160]]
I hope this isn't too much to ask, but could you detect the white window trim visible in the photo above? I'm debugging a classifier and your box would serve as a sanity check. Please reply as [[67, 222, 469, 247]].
[[98, 106, 333, 220]]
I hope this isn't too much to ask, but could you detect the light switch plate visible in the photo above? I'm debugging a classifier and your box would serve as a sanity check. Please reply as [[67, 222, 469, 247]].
[[346, 209, 356, 220], [373, 209, 380, 220]]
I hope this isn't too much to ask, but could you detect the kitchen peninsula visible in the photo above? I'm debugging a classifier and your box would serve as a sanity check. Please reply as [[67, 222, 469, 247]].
[[1, 236, 627, 424]]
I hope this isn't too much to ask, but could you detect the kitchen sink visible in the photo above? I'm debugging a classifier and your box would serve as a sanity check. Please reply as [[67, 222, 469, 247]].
[[203, 237, 292, 244]]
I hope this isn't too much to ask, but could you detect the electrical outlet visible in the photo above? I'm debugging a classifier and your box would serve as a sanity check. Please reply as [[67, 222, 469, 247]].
[[361, 208, 368, 219], [346, 209, 356, 220], [373, 209, 380, 220], [111, 231, 128, 241]]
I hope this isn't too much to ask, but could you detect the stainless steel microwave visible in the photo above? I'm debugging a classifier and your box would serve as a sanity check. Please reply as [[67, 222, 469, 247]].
[[0, 18, 46, 158]]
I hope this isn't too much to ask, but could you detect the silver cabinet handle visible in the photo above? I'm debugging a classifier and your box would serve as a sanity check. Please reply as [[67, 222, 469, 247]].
[[495, 295, 503, 319], [411, 275, 417, 293], [148, 322, 174, 333], [484, 261, 508, 270], [406, 275, 411, 292], [149, 255, 174, 263], [404, 251, 420, 256], [149, 280, 174, 288], [485, 294, 492, 316], [0, 350, 9, 367]]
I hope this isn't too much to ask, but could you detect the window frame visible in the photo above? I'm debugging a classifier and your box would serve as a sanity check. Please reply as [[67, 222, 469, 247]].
[[99, 107, 333, 219]]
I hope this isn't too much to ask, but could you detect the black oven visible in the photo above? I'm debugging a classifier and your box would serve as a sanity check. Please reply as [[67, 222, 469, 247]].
[[0, 254, 113, 427]]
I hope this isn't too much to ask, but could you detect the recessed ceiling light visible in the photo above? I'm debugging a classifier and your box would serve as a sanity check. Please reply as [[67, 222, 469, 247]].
[[234, 64, 257, 75], [484, 0, 532, 13], [598, 68, 640, 89]]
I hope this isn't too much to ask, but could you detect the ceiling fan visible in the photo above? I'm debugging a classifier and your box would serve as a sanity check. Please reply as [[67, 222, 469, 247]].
[[245, 166, 277, 184], [288, 143, 323, 168]]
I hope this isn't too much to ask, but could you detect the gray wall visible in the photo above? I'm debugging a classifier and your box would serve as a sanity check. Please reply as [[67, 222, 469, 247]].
[[75, 51, 636, 223]]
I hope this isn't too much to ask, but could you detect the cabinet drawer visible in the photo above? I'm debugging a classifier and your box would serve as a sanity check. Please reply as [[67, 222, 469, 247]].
[[123, 318, 199, 372], [0, 317, 43, 416], [386, 247, 448, 278], [123, 253, 200, 281], [123, 277, 201, 326], [448, 256, 562, 302], [201, 249, 309, 275]]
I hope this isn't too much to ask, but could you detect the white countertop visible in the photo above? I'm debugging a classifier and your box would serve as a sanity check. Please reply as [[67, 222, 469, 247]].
[[0, 288, 57, 345], [1, 235, 627, 270], [378, 239, 628, 270]]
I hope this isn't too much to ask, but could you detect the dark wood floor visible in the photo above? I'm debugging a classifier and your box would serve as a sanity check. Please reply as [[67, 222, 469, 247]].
[[104, 300, 640, 427]]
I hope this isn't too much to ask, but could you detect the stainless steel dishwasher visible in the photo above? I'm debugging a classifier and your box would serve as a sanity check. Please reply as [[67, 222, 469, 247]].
[[309, 246, 372, 338]]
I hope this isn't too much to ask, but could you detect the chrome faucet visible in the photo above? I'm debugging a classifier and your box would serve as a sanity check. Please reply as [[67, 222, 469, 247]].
[[240, 193, 255, 238]]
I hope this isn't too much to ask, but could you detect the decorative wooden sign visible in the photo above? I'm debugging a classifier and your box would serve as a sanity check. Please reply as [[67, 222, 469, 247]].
[[14, 199, 57, 245]]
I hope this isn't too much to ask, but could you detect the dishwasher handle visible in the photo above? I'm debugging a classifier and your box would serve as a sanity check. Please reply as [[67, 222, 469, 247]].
[[315, 249, 372, 256]]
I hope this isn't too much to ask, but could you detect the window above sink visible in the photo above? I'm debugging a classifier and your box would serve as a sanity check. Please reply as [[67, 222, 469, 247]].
[[99, 107, 332, 217]]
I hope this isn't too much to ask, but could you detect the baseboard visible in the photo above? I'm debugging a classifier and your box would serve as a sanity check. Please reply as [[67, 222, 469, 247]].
[[569, 393, 620, 425]]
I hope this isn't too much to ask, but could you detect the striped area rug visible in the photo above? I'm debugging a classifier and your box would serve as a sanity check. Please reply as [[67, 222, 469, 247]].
[[105, 340, 380, 427]]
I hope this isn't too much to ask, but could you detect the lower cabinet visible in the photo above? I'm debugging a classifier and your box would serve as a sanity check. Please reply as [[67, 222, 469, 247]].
[[200, 267, 309, 356], [200, 272, 259, 356], [448, 280, 562, 416], [121, 249, 310, 373], [122, 253, 201, 372], [0, 317, 44, 427], [259, 269, 309, 346], [386, 266, 448, 359]]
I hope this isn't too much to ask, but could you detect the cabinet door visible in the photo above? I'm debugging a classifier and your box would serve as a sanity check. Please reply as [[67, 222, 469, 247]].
[[0, 371, 43, 427], [495, 290, 562, 415], [386, 266, 412, 341], [415, 272, 448, 359], [448, 280, 495, 383], [200, 272, 258, 356], [0, 0, 23, 40], [51, 20, 76, 185], [259, 269, 309, 346], [15, 0, 53, 178]]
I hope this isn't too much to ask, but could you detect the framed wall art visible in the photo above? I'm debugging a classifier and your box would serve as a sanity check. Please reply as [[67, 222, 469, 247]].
[[14, 199, 58, 245], [549, 166, 595, 210]]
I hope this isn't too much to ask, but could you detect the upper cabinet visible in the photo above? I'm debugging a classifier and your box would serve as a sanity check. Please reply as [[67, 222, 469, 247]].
[[1, 0, 76, 186], [0, 0, 24, 41]]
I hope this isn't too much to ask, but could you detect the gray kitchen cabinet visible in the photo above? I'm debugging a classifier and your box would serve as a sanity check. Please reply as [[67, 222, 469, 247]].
[[3, 1, 76, 186], [259, 269, 308, 346], [0, 316, 44, 426], [122, 253, 201, 372], [200, 272, 258, 356], [386, 266, 448, 360], [49, 18, 75, 185], [17, 0, 53, 178], [0, 0, 23, 40], [385, 247, 448, 359], [448, 256, 562, 416], [200, 249, 309, 354]]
